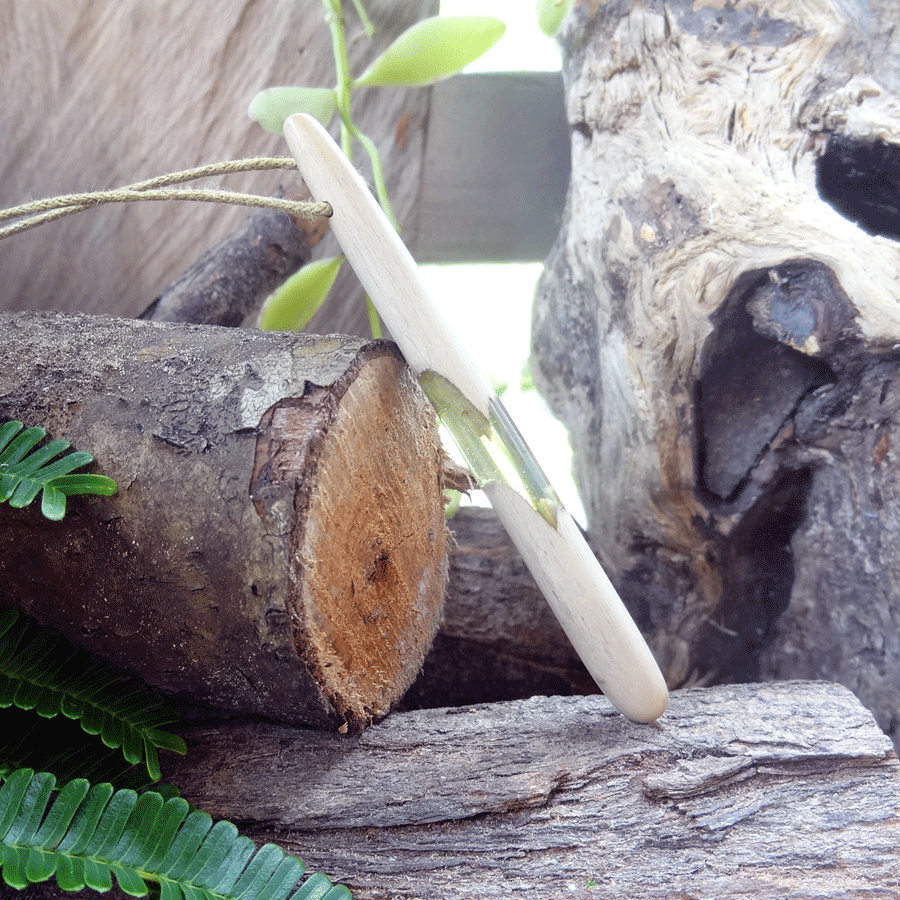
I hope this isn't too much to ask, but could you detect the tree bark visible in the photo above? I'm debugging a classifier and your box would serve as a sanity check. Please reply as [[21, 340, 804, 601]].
[[0, 311, 447, 729], [532, 0, 900, 745], [139, 204, 327, 326], [155, 682, 900, 899]]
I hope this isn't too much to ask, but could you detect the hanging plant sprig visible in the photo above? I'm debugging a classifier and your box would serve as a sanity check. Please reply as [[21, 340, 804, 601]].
[[249, 3, 506, 334]]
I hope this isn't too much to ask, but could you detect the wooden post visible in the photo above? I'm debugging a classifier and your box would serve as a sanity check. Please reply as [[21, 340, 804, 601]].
[[417, 72, 570, 263], [0, 311, 448, 729]]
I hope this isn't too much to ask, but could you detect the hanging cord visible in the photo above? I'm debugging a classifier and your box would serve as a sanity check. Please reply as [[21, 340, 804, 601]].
[[0, 157, 332, 241]]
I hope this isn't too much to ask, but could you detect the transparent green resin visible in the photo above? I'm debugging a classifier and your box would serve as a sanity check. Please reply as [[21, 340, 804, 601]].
[[418, 370, 561, 528]]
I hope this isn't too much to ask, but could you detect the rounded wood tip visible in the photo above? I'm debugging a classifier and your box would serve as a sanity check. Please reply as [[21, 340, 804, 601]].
[[624, 679, 669, 725]]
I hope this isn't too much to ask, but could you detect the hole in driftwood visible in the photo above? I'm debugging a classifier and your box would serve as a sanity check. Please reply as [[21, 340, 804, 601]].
[[693, 263, 845, 681], [706, 467, 814, 682], [695, 265, 835, 503], [817, 134, 900, 240]]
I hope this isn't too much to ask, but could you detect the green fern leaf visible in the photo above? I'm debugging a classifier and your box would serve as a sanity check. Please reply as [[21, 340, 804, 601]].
[[0, 770, 352, 898], [0, 609, 186, 781], [0, 420, 117, 520], [0, 425, 46, 468], [291, 871, 353, 899], [40, 484, 67, 520]]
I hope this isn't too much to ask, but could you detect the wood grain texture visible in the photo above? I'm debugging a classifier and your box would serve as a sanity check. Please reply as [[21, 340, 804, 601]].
[[159, 682, 900, 899], [0, 311, 447, 728], [0, 0, 437, 335], [531, 0, 900, 743]]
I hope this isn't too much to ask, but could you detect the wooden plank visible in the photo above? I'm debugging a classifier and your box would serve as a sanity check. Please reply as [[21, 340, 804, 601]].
[[0, 0, 437, 335], [416, 71, 570, 263], [159, 682, 900, 899]]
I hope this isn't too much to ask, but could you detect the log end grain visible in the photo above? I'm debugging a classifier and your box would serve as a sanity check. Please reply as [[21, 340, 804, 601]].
[[253, 348, 449, 728]]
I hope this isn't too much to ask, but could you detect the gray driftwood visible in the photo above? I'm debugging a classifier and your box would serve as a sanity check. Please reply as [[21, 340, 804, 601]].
[[532, 0, 900, 745], [0, 311, 447, 729], [157, 682, 900, 898]]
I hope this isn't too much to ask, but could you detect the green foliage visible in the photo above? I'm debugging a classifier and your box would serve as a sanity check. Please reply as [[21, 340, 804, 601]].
[[0, 420, 117, 521], [258, 256, 343, 332], [0, 417, 354, 897], [536, 0, 571, 37], [248, 87, 337, 134], [249, 2, 504, 336], [0, 768, 352, 899], [0, 608, 186, 783], [354, 16, 506, 87]]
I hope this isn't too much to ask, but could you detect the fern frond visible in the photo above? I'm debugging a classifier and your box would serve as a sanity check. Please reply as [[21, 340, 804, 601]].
[[0, 706, 169, 791], [0, 419, 117, 520], [0, 769, 353, 899], [0, 609, 186, 781]]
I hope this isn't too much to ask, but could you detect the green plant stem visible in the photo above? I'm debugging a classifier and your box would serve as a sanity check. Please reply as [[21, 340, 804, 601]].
[[349, 0, 375, 36], [321, 0, 400, 230], [324, 0, 355, 159], [351, 127, 399, 229]]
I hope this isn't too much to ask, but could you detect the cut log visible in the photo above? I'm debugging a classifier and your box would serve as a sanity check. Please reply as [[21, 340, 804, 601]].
[[0, 311, 447, 728], [156, 682, 899, 898]]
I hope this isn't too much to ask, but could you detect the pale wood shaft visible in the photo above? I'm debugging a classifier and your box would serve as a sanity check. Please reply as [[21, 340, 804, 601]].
[[284, 113, 667, 722]]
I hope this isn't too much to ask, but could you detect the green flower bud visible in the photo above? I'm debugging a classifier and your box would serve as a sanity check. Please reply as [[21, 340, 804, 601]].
[[248, 86, 337, 134], [536, 0, 571, 37]]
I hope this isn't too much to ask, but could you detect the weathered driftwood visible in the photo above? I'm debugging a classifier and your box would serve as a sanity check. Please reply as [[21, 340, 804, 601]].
[[532, 0, 900, 744], [0, 311, 447, 728], [0, 0, 436, 335], [157, 682, 900, 899]]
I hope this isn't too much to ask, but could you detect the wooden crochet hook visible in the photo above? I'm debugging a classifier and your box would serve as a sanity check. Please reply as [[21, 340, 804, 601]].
[[284, 113, 668, 723]]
